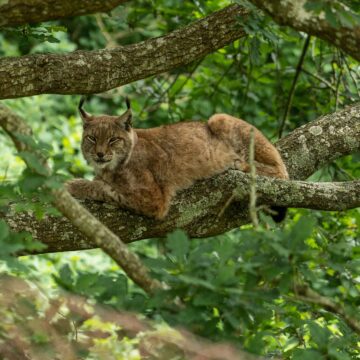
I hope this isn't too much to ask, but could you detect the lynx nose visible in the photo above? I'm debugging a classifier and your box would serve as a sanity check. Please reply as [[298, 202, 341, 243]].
[[97, 152, 104, 158]]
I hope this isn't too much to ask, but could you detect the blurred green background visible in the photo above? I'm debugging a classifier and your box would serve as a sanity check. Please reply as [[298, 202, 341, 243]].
[[0, 0, 359, 358]]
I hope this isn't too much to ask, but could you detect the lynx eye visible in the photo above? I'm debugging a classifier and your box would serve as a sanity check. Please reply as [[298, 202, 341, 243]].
[[86, 135, 96, 144], [109, 137, 121, 145]]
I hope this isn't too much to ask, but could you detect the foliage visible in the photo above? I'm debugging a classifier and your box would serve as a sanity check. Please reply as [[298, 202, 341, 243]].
[[0, 0, 359, 358]]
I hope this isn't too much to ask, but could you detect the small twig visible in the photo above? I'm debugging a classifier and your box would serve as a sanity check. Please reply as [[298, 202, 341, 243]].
[[293, 284, 360, 335], [217, 192, 236, 219], [140, 59, 203, 119], [342, 55, 360, 99], [248, 127, 259, 228], [209, 60, 236, 99], [95, 14, 118, 48], [334, 54, 344, 111], [302, 68, 338, 93], [278, 35, 311, 138]]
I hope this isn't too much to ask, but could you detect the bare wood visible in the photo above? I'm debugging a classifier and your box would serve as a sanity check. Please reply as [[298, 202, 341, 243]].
[[0, 4, 249, 99], [0, 0, 128, 28], [249, 0, 360, 62]]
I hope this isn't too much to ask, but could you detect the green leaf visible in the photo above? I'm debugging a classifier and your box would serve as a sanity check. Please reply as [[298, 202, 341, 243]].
[[19, 172, 46, 192], [0, 220, 10, 242], [308, 321, 330, 349], [166, 229, 189, 260], [177, 274, 216, 290], [18, 151, 48, 176], [292, 349, 324, 360], [325, 7, 340, 28], [288, 216, 316, 251], [304, 1, 324, 13], [54, 264, 75, 291]]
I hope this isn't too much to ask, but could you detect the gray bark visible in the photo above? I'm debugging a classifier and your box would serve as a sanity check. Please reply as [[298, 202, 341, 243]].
[[249, 0, 360, 62], [1, 103, 359, 254], [0, 0, 128, 28], [0, 4, 249, 99]]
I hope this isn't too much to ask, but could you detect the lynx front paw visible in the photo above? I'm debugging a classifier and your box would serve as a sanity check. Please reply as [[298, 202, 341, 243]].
[[65, 179, 88, 199]]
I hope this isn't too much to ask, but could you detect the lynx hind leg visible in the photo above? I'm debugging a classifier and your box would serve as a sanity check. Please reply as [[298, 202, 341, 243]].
[[251, 132, 289, 180], [122, 185, 174, 220], [208, 113, 288, 180], [208, 113, 236, 140]]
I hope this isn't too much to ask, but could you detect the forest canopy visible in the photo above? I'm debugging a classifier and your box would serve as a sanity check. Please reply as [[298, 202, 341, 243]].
[[0, 0, 359, 359]]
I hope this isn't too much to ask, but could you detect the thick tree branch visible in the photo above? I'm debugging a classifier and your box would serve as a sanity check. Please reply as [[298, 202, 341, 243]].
[[277, 103, 360, 180], [249, 0, 360, 62], [0, 4, 249, 99], [0, 0, 128, 28], [1, 103, 359, 254], [3, 174, 359, 253], [0, 103, 161, 293]]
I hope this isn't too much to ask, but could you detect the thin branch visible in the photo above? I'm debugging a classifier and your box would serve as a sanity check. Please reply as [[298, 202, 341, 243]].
[[278, 35, 311, 138], [294, 284, 360, 335], [302, 68, 337, 94], [0, 104, 161, 294], [95, 14, 118, 48], [249, 127, 259, 228], [342, 54, 360, 99]]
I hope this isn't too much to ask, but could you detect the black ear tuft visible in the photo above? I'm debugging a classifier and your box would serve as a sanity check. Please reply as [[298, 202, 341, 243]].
[[79, 96, 86, 111], [124, 112, 132, 131], [78, 95, 91, 122], [125, 97, 131, 110]]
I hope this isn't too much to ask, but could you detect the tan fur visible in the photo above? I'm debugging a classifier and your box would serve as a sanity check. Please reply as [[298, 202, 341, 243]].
[[66, 108, 288, 220]]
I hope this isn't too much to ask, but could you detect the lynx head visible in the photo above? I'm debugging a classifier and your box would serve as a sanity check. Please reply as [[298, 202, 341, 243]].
[[79, 96, 136, 172]]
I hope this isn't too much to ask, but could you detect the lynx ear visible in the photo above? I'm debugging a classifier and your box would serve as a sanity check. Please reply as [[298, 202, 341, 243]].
[[116, 97, 132, 131], [78, 96, 92, 123]]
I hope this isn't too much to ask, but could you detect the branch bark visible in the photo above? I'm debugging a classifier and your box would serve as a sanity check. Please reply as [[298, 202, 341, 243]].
[[0, 4, 249, 99], [0, 0, 128, 28], [249, 0, 360, 62], [1, 103, 359, 254]]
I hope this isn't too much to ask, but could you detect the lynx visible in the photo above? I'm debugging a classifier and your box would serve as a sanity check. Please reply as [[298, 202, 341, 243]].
[[66, 97, 289, 221]]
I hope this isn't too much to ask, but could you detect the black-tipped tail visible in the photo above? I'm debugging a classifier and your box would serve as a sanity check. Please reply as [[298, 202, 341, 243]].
[[270, 206, 287, 223]]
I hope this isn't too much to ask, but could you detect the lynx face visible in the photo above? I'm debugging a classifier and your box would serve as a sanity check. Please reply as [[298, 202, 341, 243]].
[[80, 109, 135, 172]]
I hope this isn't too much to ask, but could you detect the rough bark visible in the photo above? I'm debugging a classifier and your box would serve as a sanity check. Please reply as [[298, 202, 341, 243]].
[[277, 103, 360, 179], [1, 103, 359, 254], [249, 0, 360, 62], [0, 4, 249, 99], [0, 0, 128, 28]]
